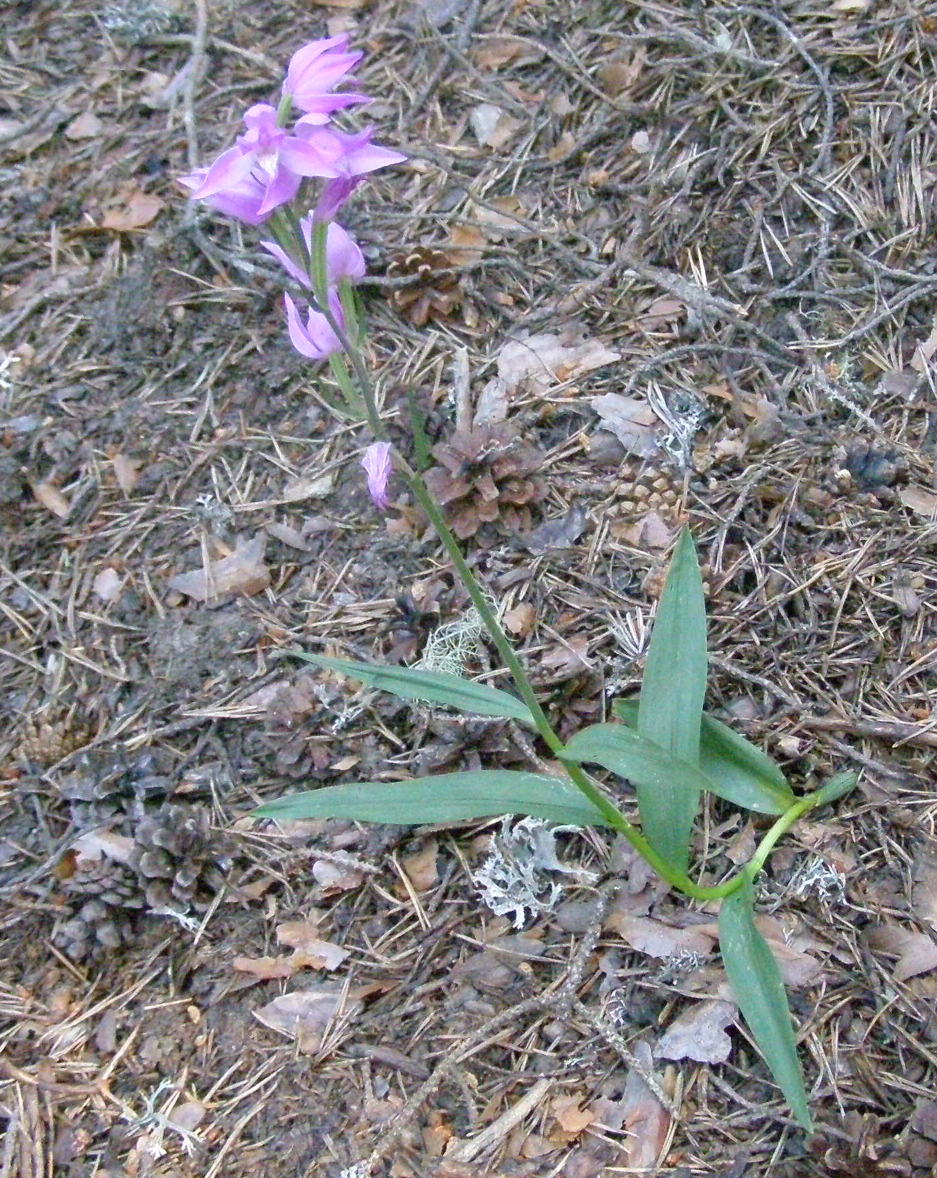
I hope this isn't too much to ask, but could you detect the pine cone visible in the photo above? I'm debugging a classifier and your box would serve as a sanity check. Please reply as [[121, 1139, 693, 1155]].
[[55, 857, 144, 959], [387, 247, 462, 326], [128, 804, 222, 912], [424, 424, 546, 539], [830, 441, 908, 503], [614, 458, 682, 518], [808, 1114, 911, 1177], [57, 747, 174, 830], [16, 713, 89, 768]]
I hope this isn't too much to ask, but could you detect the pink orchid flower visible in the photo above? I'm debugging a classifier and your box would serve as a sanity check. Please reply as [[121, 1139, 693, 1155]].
[[297, 124, 406, 220], [184, 103, 344, 222], [284, 290, 346, 360], [177, 166, 270, 226], [260, 219, 365, 289], [361, 442, 393, 511], [283, 35, 370, 122]]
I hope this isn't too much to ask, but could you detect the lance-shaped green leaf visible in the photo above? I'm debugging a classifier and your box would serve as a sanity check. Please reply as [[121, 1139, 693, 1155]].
[[637, 528, 708, 871], [613, 701, 794, 815], [255, 770, 615, 827], [719, 878, 812, 1129], [294, 652, 535, 726], [559, 723, 717, 812], [811, 771, 858, 807]]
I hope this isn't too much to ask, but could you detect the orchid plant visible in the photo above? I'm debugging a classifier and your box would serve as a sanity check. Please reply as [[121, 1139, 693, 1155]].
[[180, 35, 856, 1131]]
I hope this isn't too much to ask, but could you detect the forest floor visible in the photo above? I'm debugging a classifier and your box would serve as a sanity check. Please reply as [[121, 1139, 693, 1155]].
[[2, 1, 937, 1175]]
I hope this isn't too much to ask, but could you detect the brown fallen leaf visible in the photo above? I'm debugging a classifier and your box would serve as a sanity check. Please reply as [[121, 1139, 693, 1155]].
[[551, 1094, 597, 1134], [233, 955, 296, 980], [167, 1101, 206, 1135], [701, 914, 823, 987], [547, 131, 579, 162], [607, 913, 715, 960], [590, 393, 662, 457], [469, 103, 520, 149], [71, 828, 135, 867], [111, 452, 140, 494], [32, 481, 71, 519], [276, 920, 349, 970], [519, 506, 588, 554], [900, 486, 937, 517], [618, 1040, 672, 1170], [101, 189, 164, 231], [275, 919, 321, 951], [401, 840, 438, 891], [756, 918, 824, 986], [253, 985, 363, 1051], [168, 533, 270, 601], [482, 330, 620, 407], [503, 601, 536, 637], [725, 820, 757, 865], [473, 35, 543, 70], [445, 222, 488, 263], [469, 194, 528, 239], [867, 923, 937, 982], [313, 857, 365, 893], [911, 319, 937, 372], [912, 846, 937, 934], [453, 932, 547, 988], [655, 999, 737, 1064], [614, 510, 676, 556], [599, 49, 646, 96], [65, 111, 103, 139], [637, 297, 684, 327], [281, 472, 334, 502], [519, 1132, 554, 1159], [540, 634, 590, 679]]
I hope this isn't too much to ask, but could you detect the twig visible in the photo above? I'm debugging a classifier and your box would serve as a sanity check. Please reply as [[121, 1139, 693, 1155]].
[[797, 714, 937, 750], [360, 991, 545, 1175], [572, 1000, 680, 1116], [182, 0, 210, 170], [449, 1077, 553, 1163], [408, 0, 484, 117]]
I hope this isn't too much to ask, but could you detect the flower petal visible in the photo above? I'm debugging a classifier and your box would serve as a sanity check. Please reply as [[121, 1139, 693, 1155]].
[[280, 136, 343, 178], [188, 146, 254, 198], [260, 239, 311, 287], [325, 222, 366, 283], [257, 166, 302, 217], [285, 35, 365, 112], [284, 293, 343, 360], [361, 441, 393, 510], [313, 176, 363, 222], [290, 91, 371, 122]]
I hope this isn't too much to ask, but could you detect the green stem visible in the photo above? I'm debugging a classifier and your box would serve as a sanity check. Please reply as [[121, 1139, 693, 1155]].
[[746, 791, 823, 879], [306, 220, 387, 438], [276, 93, 294, 126], [328, 353, 365, 415]]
